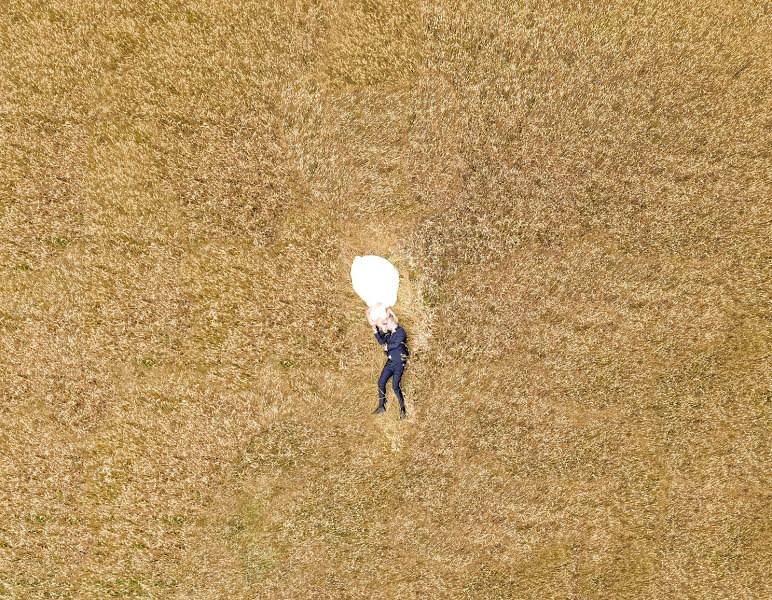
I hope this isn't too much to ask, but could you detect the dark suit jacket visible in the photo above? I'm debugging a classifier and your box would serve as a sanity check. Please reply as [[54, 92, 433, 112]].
[[374, 325, 409, 362]]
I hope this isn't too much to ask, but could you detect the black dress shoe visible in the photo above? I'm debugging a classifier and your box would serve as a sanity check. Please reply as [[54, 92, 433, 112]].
[[399, 409, 407, 420], [372, 406, 386, 414]]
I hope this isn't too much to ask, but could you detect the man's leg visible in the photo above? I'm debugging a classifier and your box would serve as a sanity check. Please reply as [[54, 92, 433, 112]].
[[391, 363, 406, 416], [376, 362, 393, 411]]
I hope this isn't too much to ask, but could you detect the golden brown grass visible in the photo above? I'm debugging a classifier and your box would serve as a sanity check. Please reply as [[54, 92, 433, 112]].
[[1, 0, 770, 598]]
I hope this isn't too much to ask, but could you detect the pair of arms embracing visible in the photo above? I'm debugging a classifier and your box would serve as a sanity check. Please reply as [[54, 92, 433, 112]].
[[373, 323, 406, 349], [365, 306, 397, 329], [365, 306, 404, 346]]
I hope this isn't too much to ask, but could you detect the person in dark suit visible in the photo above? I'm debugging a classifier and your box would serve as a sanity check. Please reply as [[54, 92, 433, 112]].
[[368, 308, 409, 419]]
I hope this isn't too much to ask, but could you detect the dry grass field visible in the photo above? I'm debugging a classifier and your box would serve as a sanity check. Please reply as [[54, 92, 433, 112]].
[[1, 0, 770, 598]]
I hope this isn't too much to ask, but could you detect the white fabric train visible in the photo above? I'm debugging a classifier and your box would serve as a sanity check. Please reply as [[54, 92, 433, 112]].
[[351, 255, 399, 320]]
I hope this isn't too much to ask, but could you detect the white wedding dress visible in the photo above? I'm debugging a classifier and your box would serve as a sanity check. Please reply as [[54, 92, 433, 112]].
[[351, 255, 399, 320]]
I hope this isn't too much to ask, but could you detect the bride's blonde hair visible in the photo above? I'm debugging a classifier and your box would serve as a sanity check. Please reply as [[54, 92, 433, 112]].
[[384, 311, 398, 330]]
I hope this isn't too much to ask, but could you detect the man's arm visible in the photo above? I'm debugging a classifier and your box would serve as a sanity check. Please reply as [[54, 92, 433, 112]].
[[373, 326, 387, 345]]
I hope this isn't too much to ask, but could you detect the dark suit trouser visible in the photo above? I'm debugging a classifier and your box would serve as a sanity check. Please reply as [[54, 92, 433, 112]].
[[378, 360, 406, 410]]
